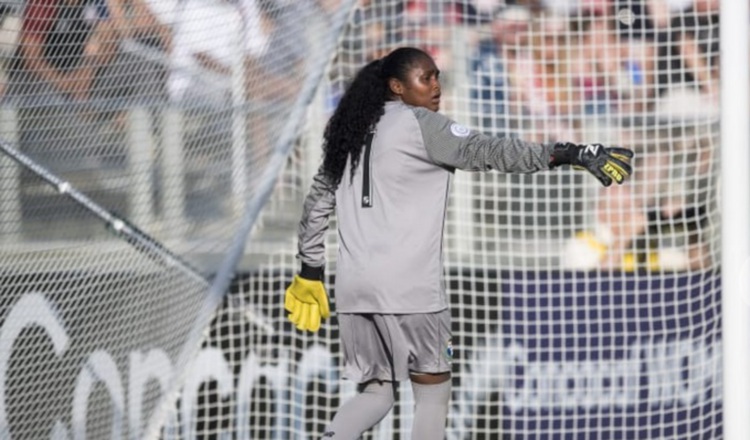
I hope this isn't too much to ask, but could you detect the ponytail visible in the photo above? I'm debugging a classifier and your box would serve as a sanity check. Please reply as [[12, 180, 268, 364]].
[[322, 58, 388, 187], [321, 47, 434, 187]]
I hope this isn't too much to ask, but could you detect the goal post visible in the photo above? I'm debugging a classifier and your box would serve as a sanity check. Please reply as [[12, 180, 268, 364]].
[[719, 0, 750, 438]]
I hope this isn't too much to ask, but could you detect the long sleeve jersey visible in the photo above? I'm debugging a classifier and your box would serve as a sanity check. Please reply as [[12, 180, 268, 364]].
[[297, 101, 554, 314]]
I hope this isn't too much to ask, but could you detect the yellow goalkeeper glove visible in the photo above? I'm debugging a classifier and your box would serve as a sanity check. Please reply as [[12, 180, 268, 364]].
[[550, 142, 634, 187], [284, 265, 330, 332]]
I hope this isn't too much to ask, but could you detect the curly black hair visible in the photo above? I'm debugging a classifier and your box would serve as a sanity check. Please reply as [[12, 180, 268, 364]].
[[321, 47, 434, 187]]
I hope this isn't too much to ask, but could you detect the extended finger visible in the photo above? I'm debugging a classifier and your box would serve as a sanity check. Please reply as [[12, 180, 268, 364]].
[[284, 290, 295, 313], [290, 301, 306, 325], [607, 156, 632, 177], [319, 294, 330, 319], [306, 304, 321, 332], [593, 168, 613, 187], [603, 165, 625, 183], [314, 287, 330, 318], [298, 303, 313, 331], [606, 147, 634, 159]]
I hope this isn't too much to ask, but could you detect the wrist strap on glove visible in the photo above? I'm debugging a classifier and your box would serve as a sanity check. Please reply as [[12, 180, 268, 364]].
[[549, 142, 588, 168], [299, 262, 324, 281]]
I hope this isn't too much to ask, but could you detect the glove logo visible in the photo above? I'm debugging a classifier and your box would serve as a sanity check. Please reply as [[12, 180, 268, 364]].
[[602, 163, 623, 182], [584, 144, 600, 156], [450, 123, 470, 138]]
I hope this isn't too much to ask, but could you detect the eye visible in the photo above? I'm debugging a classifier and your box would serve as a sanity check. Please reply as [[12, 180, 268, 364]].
[[423, 72, 440, 83]]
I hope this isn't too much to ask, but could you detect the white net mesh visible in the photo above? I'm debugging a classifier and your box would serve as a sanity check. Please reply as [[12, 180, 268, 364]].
[[0, 0, 353, 438], [0, 0, 723, 438]]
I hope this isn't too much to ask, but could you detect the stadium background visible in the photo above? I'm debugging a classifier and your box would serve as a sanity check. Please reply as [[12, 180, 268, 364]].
[[0, 0, 737, 438]]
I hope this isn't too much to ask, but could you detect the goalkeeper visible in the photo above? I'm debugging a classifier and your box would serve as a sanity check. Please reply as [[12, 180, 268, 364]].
[[285, 47, 633, 440]]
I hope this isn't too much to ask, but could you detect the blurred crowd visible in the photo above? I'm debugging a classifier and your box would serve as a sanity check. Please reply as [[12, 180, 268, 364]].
[[465, 0, 720, 273], [0, 0, 725, 272], [1, 0, 334, 106], [340, 0, 720, 130], [336, 0, 721, 273], [465, 0, 719, 137], [462, 0, 719, 272], [0, 0, 336, 225]]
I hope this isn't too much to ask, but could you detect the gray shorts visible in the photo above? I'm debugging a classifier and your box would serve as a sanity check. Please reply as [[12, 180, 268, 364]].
[[338, 310, 453, 384]]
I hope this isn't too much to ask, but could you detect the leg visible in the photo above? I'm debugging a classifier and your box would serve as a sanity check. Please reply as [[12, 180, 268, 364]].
[[410, 372, 452, 440], [321, 380, 395, 440]]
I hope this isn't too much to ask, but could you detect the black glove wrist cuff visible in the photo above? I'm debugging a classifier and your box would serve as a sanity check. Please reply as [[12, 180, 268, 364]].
[[300, 262, 325, 281], [549, 142, 580, 168]]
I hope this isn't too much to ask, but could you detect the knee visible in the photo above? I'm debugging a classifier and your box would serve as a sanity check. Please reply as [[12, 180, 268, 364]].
[[359, 380, 396, 408], [411, 376, 452, 407]]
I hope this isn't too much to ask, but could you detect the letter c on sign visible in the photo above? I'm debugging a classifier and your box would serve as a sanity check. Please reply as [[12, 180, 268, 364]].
[[0, 293, 70, 438]]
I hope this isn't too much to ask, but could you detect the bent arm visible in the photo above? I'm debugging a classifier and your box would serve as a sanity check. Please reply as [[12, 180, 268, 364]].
[[18, 32, 97, 100], [297, 167, 337, 273]]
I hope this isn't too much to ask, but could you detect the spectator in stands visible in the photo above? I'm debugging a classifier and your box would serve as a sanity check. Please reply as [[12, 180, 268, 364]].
[[106, 0, 173, 56], [570, 7, 657, 115], [655, 0, 719, 117], [0, 5, 20, 100], [165, 0, 267, 105], [669, 0, 719, 96], [468, 4, 531, 137], [326, 0, 404, 114], [541, 0, 578, 16], [8, 0, 145, 168], [10, 0, 169, 167], [508, 12, 580, 141], [13, 0, 167, 105], [564, 126, 713, 272], [165, 0, 308, 106], [611, 0, 693, 31], [246, 0, 310, 104], [246, 0, 315, 163], [402, 0, 455, 84], [12, 0, 116, 103]]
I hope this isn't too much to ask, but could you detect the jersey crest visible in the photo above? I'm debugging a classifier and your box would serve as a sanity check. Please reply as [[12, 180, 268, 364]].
[[445, 338, 454, 361], [450, 123, 470, 138]]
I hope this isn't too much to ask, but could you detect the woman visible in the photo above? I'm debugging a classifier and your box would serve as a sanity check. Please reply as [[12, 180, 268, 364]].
[[284, 47, 633, 439]]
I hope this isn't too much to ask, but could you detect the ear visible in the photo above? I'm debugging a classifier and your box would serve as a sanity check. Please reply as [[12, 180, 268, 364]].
[[388, 78, 403, 97]]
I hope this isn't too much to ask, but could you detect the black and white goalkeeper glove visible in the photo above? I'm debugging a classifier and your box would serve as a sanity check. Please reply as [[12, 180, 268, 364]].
[[549, 142, 634, 187]]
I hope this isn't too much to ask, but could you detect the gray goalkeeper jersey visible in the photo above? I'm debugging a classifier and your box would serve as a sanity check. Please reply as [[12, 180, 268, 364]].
[[297, 101, 553, 314]]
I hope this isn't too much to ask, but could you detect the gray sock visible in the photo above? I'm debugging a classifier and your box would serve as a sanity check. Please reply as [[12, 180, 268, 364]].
[[411, 380, 452, 440], [321, 381, 395, 439]]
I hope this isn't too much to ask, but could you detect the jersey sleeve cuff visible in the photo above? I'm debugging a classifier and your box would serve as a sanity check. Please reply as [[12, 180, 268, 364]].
[[299, 262, 325, 281]]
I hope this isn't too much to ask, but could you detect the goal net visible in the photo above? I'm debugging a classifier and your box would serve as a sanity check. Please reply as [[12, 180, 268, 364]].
[[0, 0, 723, 439], [0, 0, 354, 438]]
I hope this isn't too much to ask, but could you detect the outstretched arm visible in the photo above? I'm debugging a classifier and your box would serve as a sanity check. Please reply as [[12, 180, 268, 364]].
[[412, 107, 553, 173], [411, 108, 634, 186]]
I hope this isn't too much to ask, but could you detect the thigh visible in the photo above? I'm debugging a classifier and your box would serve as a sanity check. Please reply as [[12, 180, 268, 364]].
[[338, 311, 453, 384], [398, 309, 453, 375], [338, 313, 406, 384]]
